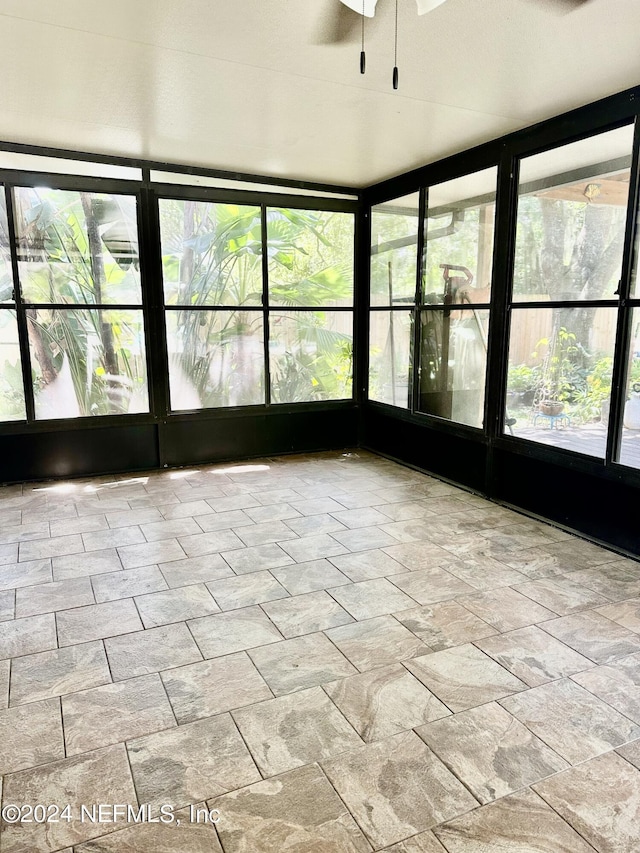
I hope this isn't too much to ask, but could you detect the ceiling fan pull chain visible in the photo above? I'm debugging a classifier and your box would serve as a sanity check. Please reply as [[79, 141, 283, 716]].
[[393, 0, 399, 89], [360, 0, 366, 73]]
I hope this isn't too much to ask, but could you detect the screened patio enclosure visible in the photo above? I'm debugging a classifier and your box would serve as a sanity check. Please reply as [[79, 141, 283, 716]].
[[2, 85, 640, 558]]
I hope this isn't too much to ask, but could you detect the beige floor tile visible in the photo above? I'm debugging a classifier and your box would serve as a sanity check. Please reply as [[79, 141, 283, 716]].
[[0, 558, 52, 591], [19, 534, 84, 562], [135, 584, 219, 628], [332, 525, 400, 553], [105, 507, 164, 529], [495, 546, 566, 579], [92, 565, 168, 603], [73, 817, 223, 853], [0, 744, 137, 852], [381, 542, 458, 571], [514, 576, 609, 616], [501, 678, 640, 765], [233, 686, 363, 776], [207, 570, 289, 610], [139, 518, 201, 542], [235, 520, 299, 547], [417, 702, 568, 804], [117, 539, 187, 570], [15, 576, 94, 618], [52, 548, 122, 581], [161, 652, 272, 723], [570, 562, 640, 602], [617, 737, 640, 769], [543, 538, 620, 570], [284, 513, 348, 537], [323, 730, 477, 849], [56, 599, 143, 646], [382, 831, 447, 852], [160, 499, 215, 520], [534, 751, 640, 853], [158, 553, 234, 588], [271, 558, 351, 594], [0, 613, 57, 660], [262, 590, 353, 638], [597, 598, 640, 633], [249, 632, 356, 695], [209, 763, 371, 853], [244, 503, 300, 523], [476, 625, 594, 687], [325, 663, 450, 742], [0, 697, 64, 774], [0, 521, 50, 546], [445, 556, 529, 590], [178, 529, 246, 558], [329, 578, 416, 620], [434, 788, 594, 852], [205, 494, 260, 513], [10, 641, 111, 706], [289, 497, 349, 515], [188, 606, 283, 658], [405, 644, 527, 712], [390, 568, 475, 605], [0, 543, 18, 565], [541, 610, 640, 664], [572, 653, 640, 723], [221, 543, 294, 574], [49, 515, 108, 538], [279, 533, 348, 562], [329, 548, 407, 582], [194, 509, 255, 532], [82, 526, 145, 553], [105, 623, 202, 681], [326, 615, 428, 671], [458, 587, 557, 633], [127, 712, 259, 810], [396, 600, 496, 651], [330, 507, 391, 529], [62, 673, 176, 755]]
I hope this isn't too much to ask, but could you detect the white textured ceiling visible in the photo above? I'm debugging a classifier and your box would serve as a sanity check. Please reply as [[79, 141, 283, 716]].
[[0, 0, 638, 188]]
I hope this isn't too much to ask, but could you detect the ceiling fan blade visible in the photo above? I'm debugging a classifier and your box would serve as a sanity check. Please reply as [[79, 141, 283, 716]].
[[415, 0, 448, 14], [338, 0, 378, 17], [523, 0, 592, 12]]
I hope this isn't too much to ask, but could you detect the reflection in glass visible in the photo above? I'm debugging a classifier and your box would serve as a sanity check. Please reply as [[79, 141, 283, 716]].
[[369, 310, 412, 408], [514, 126, 633, 302], [418, 308, 489, 428], [423, 169, 497, 306], [269, 311, 353, 403], [14, 188, 141, 305], [267, 209, 354, 307], [0, 189, 12, 304], [370, 194, 419, 307], [505, 307, 616, 457], [159, 200, 262, 307], [28, 309, 148, 420], [166, 310, 264, 410], [619, 309, 640, 468], [0, 310, 25, 421]]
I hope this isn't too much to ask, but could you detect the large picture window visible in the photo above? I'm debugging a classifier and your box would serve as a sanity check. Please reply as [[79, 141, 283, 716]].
[[504, 125, 634, 458], [160, 200, 355, 411], [12, 187, 148, 420]]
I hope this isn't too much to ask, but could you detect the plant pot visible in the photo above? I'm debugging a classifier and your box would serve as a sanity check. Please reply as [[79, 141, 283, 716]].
[[540, 400, 564, 416]]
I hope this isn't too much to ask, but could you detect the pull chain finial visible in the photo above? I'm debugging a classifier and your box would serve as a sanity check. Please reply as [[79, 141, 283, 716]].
[[393, 0, 399, 89], [360, 0, 366, 73]]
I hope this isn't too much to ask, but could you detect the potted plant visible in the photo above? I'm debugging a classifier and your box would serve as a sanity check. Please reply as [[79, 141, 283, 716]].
[[536, 326, 578, 416]]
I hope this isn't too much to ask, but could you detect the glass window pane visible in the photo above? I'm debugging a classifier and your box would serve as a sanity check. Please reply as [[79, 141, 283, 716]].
[[166, 310, 264, 410], [0, 310, 25, 421], [0, 189, 13, 305], [514, 126, 633, 302], [368, 310, 412, 408], [269, 311, 353, 403], [423, 168, 497, 306], [159, 200, 263, 307], [267, 209, 354, 307], [14, 188, 141, 306], [370, 193, 419, 307], [505, 306, 617, 457], [619, 308, 640, 468], [28, 309, 148, 420], [417, 308, 489, 428]]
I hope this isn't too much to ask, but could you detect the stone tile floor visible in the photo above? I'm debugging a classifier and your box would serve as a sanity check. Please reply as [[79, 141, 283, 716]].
[[0, 449, 639, 851]]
